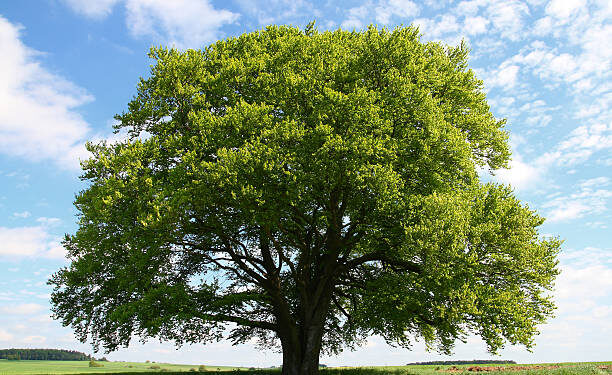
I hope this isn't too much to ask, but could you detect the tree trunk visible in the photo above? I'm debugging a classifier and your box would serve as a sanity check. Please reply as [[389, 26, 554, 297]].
[[280, 324, 323, 375]]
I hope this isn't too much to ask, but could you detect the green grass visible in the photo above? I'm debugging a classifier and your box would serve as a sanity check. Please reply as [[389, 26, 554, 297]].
[[0, 360, 610, 375], [0, 360, 252, 374]]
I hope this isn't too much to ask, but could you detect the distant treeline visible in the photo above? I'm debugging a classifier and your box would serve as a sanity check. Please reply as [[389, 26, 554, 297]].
[[406, 360, 516, 365], [0, 348, 93, 361]]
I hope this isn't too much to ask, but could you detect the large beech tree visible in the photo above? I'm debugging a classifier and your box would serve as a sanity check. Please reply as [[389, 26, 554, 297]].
[[50, 25, 560, 375]]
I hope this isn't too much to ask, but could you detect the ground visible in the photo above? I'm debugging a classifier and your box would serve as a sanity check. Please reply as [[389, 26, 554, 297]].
[[0, 361, 610, 375]]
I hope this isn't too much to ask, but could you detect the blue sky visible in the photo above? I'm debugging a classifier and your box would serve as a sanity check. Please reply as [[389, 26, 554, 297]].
[[0, 0, 610, 367]]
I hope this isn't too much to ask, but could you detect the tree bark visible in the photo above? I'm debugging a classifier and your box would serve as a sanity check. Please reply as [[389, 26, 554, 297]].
[[280, 323, 324, 375]]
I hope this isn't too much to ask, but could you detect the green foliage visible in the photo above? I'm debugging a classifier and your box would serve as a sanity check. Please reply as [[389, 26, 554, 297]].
[[0, 348, 91, 361], [149, 365, 161, 370], [49, 23, 560, 360], [89, 360, 104, 367], [200, 365, 208, 372]]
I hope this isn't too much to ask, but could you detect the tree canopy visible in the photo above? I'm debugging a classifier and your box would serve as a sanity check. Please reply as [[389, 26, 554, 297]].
[[49, 24, 560, 375]]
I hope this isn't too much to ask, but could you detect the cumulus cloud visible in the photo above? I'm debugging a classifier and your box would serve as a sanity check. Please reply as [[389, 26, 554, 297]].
[[545, 0, 587, 20], [485, 0, 530, 41], [0, 16, 92, 170], [494, 156, 543, 191], [0, 226, 66, 259], [63, 0, 239, 48]]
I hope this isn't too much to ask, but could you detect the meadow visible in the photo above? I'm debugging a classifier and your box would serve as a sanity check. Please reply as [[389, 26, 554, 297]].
[[0, 361, 611, 375]]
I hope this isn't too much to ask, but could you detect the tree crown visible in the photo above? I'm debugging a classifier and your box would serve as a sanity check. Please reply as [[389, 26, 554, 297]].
[[50, 25, 559, 358]]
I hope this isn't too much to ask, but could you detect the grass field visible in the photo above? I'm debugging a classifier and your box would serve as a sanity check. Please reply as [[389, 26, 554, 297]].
[[0, 360, 611, 375], [0, 360, 251, 374]]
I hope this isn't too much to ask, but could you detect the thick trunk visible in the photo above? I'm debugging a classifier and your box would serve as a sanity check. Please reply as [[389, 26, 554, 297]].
[[279, 287, 332, 375], [280, 327, 323, 375]]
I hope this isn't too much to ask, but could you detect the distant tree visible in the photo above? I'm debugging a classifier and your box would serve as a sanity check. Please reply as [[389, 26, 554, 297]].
[[49, 24, 560, 375], [0, 349, 90, 361], [406, 360, 517, 366]]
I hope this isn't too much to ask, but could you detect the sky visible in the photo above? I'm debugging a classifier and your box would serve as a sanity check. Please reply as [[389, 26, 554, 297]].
[[0, 0, 610, 367]]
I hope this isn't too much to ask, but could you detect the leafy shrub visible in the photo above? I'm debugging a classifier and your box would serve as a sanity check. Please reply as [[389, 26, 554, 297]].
[[149, 364, 161, 370], [190, 368, 197, 372], [199, 365, 207, 372], [89, 360, 104, 367]]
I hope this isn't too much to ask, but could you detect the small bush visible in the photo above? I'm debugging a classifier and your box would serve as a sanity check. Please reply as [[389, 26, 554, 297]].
[[190, 368, 197, 372], [149, 364, 161, 370], [89, 360, 104, 368], [199, 365, 207, 372], [146, 360, 151, 363]]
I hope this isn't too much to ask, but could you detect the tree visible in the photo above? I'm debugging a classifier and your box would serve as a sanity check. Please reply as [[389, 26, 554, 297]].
[[49, 24, 560, 375]]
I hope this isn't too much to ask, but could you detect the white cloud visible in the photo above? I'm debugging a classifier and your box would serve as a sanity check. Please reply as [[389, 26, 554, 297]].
[[455, 0, 487, 16], [0, 226, 66, 259], [342, 0, 419, 29], [413, 14, 460, 40], [125, 0, 239, 48], [545, 0, 587, 19], [0, 16, 92, 170], [0, 303, 45, 315], [13, 211, 31, 219], [485, 0, 529, 41], [481, 62, 520, 90], [36, 217, 62, 227], [494, 156, 542, 191], [62, 0, 121, 18], [543, 178, 612, 222], [375, 0, 419, 24], [464, 16, 489, 35], [64, 0, 239, 48]]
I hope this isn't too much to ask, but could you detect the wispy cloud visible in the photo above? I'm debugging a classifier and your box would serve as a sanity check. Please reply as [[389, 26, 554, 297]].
[[12, 211, 31, 219], [543, 177, 612, 222]]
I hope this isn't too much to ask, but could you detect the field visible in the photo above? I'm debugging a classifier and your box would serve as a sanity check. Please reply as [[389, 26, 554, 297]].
[[0, 361, 611, 375], [0, 360, 250, 374]]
